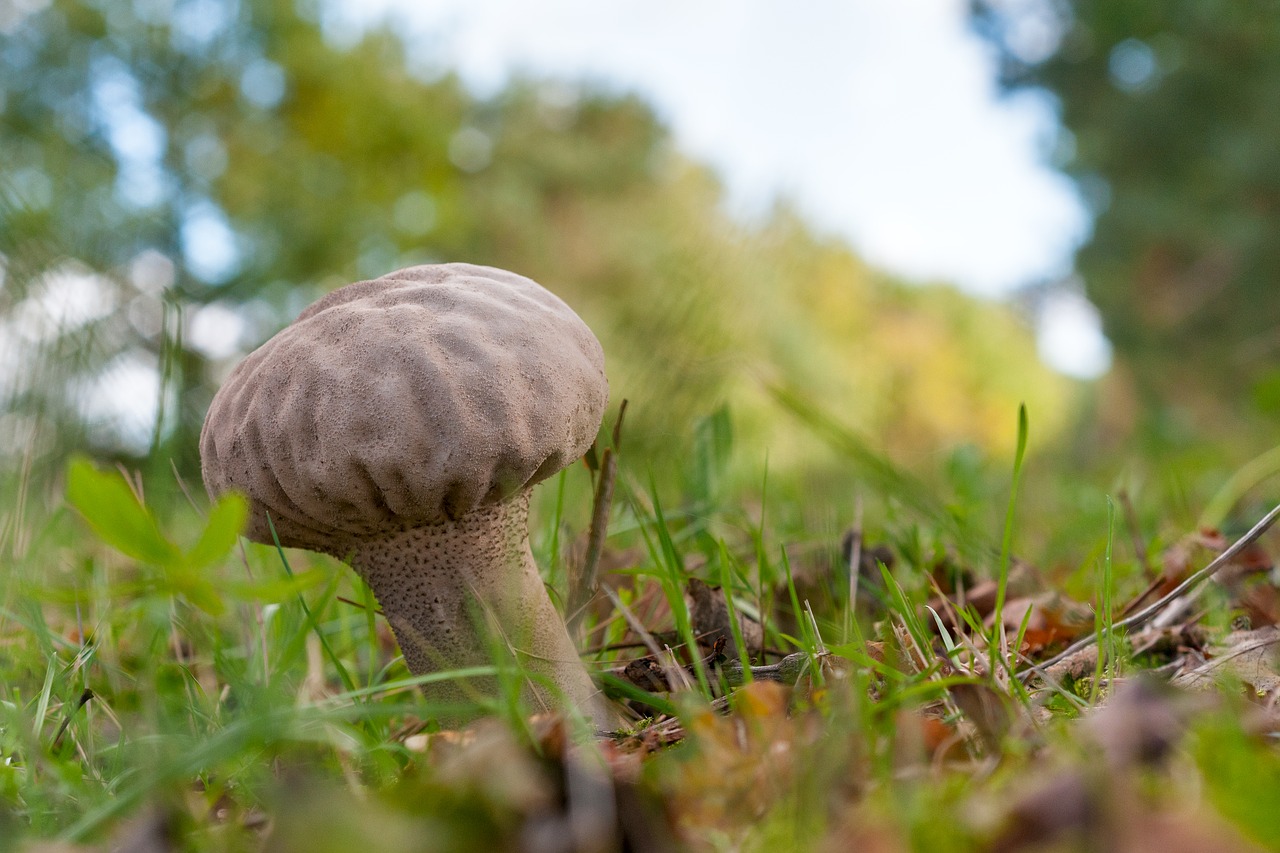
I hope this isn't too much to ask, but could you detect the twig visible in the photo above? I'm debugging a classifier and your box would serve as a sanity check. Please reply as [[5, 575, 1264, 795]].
[[1171, 629, 1280, 692], [719, 652, 812, 687], [568, 447, 616, 629], [568, 401, 626, 635], [1118, 573, 1165, 618], [586, 640, 656, 654], [1020, 501, 1280, 681], [337, 595, 381, 614], [585, 628, 722, 656], [601, 586, 686, 692], [114, 463, 145, 504], [170, 459, 205, 518], [1117, 489, 1151, 576], [612, 650, 813, 691], [640, 694, 733, 741]]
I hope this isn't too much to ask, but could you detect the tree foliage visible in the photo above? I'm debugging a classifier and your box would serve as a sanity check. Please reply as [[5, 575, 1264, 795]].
[[1, 0, 1070, 493], [973, 0, 1280, 436]]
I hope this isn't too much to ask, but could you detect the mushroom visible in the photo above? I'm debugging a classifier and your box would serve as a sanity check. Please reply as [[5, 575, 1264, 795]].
[[200, 263, 617, 728]]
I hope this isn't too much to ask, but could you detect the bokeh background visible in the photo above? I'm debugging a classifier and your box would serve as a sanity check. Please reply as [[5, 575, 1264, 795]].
[[3, 0, 1279, 548]]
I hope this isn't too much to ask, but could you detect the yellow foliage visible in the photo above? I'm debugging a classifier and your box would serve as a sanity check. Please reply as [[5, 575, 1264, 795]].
[[512, 154, 1073, 492]]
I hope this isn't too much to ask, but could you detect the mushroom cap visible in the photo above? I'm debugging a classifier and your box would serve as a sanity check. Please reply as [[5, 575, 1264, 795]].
[[200, 263, 608, 552]]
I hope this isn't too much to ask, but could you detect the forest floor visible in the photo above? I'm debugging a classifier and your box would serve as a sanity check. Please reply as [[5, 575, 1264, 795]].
[[8, 434, 1280, 853]]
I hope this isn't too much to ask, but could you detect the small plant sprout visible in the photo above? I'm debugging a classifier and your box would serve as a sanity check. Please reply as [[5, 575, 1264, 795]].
[[200, 263, 619, 728]]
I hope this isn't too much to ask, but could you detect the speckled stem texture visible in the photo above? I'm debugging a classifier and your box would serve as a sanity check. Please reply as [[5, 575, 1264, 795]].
[[350, 492, 613, 728]]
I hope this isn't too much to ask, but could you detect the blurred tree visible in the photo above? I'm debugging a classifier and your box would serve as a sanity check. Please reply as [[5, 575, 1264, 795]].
[[1, 0, 1070, 498], [972, 0, 1280, 441], [1, 0, 681, 475]]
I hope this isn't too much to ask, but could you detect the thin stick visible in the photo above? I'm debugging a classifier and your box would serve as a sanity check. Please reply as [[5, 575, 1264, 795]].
[[114, 463, 145, 505], [170, 459, 204, 519], [1118, 573, 1165, 618], [610, 651, 812, 689], [337, 595, 382, 614], [580, 608, 627, 644], [1117, 489, 1152, 576], [1175, 633, 1280, 685], [568, 401, 626, 635], [585, 628, 722, 656], [1020, 501, 1280, 681], [601, 585, 686, 693], [568, 447, 616, 631]]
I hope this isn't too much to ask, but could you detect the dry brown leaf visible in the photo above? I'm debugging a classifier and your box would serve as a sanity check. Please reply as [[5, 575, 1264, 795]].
[[996, 594, 1093, 658], [685, 578, 763, 660], [1172, 626, 1280, 694], [935, 559, 1044, 622], [1120, 529, 1229, 617], [1237, 580, 1280, 628]]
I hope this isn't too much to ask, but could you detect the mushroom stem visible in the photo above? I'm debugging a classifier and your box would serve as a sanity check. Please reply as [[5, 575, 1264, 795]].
[[350, 492, 616, 729]]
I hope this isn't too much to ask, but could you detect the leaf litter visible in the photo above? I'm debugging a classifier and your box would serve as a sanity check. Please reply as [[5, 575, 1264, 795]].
[[303, 498, 1280, 852], [548, 501, 1280, 851]]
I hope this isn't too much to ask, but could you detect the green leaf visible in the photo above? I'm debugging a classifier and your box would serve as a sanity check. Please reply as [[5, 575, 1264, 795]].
[[65, 456, 179, 566], [185, 492, 249, 570], [169, 569, 227, 617]]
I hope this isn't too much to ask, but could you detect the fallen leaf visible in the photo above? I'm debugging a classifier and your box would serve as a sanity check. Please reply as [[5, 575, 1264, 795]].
[[1173, 626, 1280, 694], [685, 578, 762, 660]]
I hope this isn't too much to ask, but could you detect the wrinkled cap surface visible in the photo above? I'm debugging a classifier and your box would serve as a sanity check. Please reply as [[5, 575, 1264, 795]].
[[200, 263, 608, 552]]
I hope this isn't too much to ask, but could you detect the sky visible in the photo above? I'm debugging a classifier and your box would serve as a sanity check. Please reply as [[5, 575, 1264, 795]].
[[334, 0, 1112, 378]]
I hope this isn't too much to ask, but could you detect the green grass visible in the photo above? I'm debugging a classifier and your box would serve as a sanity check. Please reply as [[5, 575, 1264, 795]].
[[3, 408, 1280, 852]]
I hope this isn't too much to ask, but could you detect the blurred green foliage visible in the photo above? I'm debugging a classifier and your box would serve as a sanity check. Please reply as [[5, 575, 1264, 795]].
[[973, 0, 1280, 447], [1, 0, 1070, 506]]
